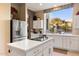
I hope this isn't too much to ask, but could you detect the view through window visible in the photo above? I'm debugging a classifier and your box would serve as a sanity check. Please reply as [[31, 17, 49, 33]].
[[48, 7, 73, 34]]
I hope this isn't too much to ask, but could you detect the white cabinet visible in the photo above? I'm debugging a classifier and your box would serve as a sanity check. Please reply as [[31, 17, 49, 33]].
[[70, 37, 79, 51], [43, 48, 50, 56], [53, 35, 79, 52], [62, 36, 79, 51], [53, 36, 63, 49], [26, 39, 53, 56], [33, 20, 43, 29], [9, 46, 26, 56], [42, 41, 49, 56], [35, 53, 43, 56], [26, 45, 42, 56], [42, 40, 53, 56], [62, 36, 70, 50], [9, 39, 53, 56]]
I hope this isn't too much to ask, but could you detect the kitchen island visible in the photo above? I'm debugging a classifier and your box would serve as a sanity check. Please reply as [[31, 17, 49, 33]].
[[8, 37, 53, 56]]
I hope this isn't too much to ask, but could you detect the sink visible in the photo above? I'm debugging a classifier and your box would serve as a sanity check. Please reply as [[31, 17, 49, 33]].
[[30, 36, 48, 42]]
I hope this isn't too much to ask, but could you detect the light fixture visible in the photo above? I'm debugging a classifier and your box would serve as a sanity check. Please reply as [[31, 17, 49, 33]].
[[40, 3, 43, 6], [53, 5, 61, 10], [53, 5, 58, 7]]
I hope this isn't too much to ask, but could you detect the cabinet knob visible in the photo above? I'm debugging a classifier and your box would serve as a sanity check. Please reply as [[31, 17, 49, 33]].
[[8, 49, 11, 53]]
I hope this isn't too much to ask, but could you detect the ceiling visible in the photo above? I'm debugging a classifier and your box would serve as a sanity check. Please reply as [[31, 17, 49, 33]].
[[26, 3, 68, 12]]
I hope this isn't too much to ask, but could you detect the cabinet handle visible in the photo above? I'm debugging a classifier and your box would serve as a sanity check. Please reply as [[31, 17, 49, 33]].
[[53, 39, 55, 42], [70, 41, 72, 44], [49, 48, 50, 55]]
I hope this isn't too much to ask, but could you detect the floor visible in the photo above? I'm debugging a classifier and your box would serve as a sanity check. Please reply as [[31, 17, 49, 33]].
[[53, 48, 79, 56]]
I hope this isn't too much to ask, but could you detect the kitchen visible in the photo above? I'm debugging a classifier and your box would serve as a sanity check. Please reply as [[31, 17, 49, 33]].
[[0, 3, 79, 56], [8, 3, 53, 56]]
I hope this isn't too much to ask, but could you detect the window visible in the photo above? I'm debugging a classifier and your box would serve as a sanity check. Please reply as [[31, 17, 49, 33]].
[[47, 7, 73, 34]]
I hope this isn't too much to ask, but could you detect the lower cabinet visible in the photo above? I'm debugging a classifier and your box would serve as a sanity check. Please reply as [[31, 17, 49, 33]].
[[53, 36, 63, 49], [9, 39, 53, 56], [26, 44, 42, 56], [70, 37, 79, 51], [26, 39, 53, 56], [8, 46, 26, 56], [62, 36, 70, 50], [35, 53, 43, 56], [42, 40, 53, 56], [53, 35, 79, 51]]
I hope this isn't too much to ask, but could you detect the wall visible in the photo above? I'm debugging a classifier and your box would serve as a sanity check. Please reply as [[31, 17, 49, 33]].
[[72, 3, 79, 35], [27, 9, 35, 39], [0, 4, 10, 55], [28, 9, 35, 29], [11, 3, 19, 19], [19, 4, 25, 21], [0, 3, 10, 20], [35, 11, 44, 20], [11, 3, 25, 21], [0, 20, 10, 55]]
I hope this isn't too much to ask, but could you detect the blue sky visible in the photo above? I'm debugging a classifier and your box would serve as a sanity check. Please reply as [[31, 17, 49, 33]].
[[49, 8, 73, 21]]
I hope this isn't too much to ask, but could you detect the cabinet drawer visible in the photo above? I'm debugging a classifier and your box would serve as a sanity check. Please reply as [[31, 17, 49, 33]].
[[42, 40, 53, 56], [35, 53, 43, 56], [26, 45, 42, 56], [43, 41, 50, 49]]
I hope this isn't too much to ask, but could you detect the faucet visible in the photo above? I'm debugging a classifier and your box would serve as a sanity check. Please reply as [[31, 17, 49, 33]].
[[42, 34, 48, 39]]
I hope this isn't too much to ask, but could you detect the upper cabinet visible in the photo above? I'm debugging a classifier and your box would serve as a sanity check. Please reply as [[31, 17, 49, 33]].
[[0, 3, 10, 20], [11, 3, 25, 21]]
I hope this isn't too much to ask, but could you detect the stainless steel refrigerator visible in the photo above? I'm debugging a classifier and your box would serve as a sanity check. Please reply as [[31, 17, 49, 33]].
[[10, 19, 26, 43]]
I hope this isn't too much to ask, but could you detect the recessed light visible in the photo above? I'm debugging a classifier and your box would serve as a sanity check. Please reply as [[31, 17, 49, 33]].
[[40, 3, 43, 6], [53, 5, 58, 7]]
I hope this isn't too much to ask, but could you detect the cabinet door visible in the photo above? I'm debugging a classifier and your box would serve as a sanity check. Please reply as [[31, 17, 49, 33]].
[[43, 40, 53, 56], [9, 46, 26, 56], [70, 37, 79, 51], [35, 53, 43, 56], [26, 44, 42, 56], [62, 36, 70, 50], [49, 40, 53, 56], [43, 48, 50, 56], [53, 36, 63, 49], [42, 41, 50, 56]]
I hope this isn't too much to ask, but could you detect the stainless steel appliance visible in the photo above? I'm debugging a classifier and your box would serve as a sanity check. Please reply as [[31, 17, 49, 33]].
[[10, 19, 26, 43]]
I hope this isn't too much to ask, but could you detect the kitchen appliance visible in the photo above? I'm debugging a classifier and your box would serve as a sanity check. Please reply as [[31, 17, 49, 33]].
[[10, 19, 26, 43]]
